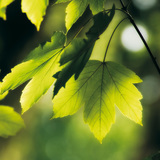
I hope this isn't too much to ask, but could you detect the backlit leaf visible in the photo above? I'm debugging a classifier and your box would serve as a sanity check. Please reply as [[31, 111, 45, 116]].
[[0, 32, 66, 113], [66, 0, 88, 31], [0, 0, 14, 20], [52, 60, 143, 142], [21, 0, 49, 30], [65, 0, 106, 31], [0, 106, 25, 138]]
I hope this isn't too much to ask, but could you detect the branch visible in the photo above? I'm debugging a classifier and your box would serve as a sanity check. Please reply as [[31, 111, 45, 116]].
[[129, 17, 160, 74], [119, 0, 160, 74]]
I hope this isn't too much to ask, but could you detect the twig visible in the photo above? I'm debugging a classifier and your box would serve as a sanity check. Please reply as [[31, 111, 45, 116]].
[[119, 0, 160, 74]]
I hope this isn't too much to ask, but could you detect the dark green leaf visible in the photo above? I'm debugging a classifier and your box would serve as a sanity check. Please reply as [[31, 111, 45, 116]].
[[53, 8, 115, 96]]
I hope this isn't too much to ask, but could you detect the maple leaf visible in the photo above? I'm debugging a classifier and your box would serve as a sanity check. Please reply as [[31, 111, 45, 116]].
[[0, 32, 66, 113], [52, 60, 143, 143]]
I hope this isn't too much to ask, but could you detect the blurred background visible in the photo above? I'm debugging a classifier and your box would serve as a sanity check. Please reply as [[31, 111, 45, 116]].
[[0, 0, 160, 159]]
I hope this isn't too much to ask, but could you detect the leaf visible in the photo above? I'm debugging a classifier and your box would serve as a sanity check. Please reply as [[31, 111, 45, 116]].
[[21, 0, 49, 31], [0, 32, 66, 113], [52, 60, 143, 143], [0, 106, 25, 138], [53, 8, 115, 95], [55, 0, 71, 4], [0, 0, 14, 20], [65, 0, 88, 31], [65, 0, 105, 31], [88, 0, 104, 15], [20, 54, 60, 113]]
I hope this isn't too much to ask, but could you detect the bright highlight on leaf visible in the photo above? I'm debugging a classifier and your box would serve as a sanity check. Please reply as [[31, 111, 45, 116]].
[[0, 32, 66, 114], [52, 60, 143, 143], [21, 0, 49, 30], [0, 0, 14, 20], [0, 106, 25, 138], [58, 0, 105, 31]]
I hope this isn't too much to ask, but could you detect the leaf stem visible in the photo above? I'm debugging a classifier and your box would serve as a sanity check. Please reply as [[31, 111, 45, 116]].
[[103, 17, 128, 62]]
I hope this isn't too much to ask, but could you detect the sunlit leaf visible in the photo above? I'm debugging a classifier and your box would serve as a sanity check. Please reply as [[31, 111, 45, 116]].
[[66, 0, 88, 31], [65, 0, 106, 31], [52, 60, 143, 142], [0, 0, 14, 20], [0, 106, 25, 138], [20, 54, 60, 113], [0, 32, 66, 113], [21, 0, 49, 30]]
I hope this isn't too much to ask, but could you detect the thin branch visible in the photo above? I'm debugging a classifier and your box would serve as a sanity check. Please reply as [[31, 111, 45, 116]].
[[118, 1, 160, 74], [129, 17, 160, 74], [103, 17, 129, 62]]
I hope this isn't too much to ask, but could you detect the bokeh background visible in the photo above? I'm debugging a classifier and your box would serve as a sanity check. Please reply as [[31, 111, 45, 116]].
[[0, 0, 160, 160]]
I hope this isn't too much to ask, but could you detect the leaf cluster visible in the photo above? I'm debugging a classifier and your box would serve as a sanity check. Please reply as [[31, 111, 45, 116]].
[[0, 0, 143, 142]]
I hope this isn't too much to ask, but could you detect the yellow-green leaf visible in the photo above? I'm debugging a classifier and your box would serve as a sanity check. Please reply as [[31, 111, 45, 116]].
[[21, 0, 49, 30], [20, 53, 60, 114], [0, 106, 25, 138], [0, 0, 14, 20], [52, 60, 143, 142], [64, 0, 106, 31], [65, 0, 88, 31], [0, 32, 65, 113]]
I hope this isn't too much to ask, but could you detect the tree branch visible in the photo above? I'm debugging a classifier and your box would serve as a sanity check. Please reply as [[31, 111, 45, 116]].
[[129, 17, 160, 74], [119, 0, 160, 74]]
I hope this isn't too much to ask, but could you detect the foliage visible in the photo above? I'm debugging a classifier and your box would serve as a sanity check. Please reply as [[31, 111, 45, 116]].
[[0, 105, 24, 138], [0, 0, 152, 143]]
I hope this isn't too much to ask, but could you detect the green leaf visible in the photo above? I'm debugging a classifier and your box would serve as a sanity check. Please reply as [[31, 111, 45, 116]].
[[0, 0, 14, 20], [65, 0, 88, 31], [52, 60, 143, 143], [20, 54, 60, 113], [65, 0, 106, 31], [0, 32, 66, 113], [53, 9, 115, 95], [88, 0, 104, 15], [55, 0, 71, 4], [21, 0, 49, 30], [0, 106, 25, 138]]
